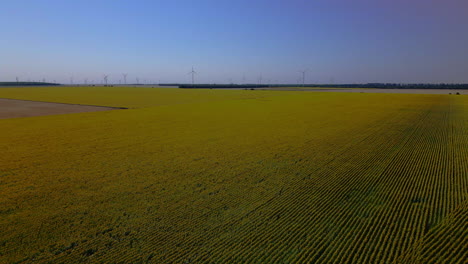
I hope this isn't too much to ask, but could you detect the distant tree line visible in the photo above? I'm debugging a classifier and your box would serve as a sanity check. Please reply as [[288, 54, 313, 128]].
[[313, 83, 468, 89], [0, 82, 59, 86], [172, 83, 468, 89], [2, 82, 467, 89], [178, 84, 270, 89]]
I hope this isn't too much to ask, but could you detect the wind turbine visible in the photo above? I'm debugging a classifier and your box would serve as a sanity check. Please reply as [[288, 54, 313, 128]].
[[188, 66, 196, 87], [122, 73, 128, 84], [103, 75, 109, 85], [299, 69, 307, 87]]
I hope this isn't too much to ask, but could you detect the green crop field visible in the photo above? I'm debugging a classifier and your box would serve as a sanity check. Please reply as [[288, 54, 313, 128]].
[[0, 87, 466, 263]]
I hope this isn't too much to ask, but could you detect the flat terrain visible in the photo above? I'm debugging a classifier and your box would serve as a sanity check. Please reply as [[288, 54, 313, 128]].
[[0, 98, 116, 119], [0, 86, 282, 108], [0, 87, 466, 263], [265, 87, 468, 94]]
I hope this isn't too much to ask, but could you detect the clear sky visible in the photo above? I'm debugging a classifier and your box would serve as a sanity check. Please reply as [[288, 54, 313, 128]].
[[1, 0, 468, 84]]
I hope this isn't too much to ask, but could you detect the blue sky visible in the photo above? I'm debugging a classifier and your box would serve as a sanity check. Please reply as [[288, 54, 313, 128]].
[[1, 0, 468, 84]]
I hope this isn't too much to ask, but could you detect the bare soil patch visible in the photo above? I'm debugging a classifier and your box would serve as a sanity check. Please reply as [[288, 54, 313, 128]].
[[0, 98, 117, 119]]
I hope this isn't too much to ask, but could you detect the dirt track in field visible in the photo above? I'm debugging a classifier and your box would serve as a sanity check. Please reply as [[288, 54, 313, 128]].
[[0, 98, 117, 119]]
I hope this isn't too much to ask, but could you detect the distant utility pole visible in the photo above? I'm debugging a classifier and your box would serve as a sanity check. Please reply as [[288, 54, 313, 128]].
[[242, 74, 246, 84], [84, 78, 88, 85], [103, 75, 109, 85], [123, 73, 128, 84], [136, 77, 139, 84], [16, 77, 19, 83], [42, 78, 46, 83], [188, 66, 196, 87], [70, 77, 74, 85]]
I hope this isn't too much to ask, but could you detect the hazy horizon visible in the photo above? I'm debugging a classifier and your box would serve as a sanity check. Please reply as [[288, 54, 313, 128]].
[[2, 0, 468, 84]]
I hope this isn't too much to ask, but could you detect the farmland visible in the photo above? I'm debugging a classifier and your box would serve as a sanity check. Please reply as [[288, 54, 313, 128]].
[[0, 87, 467, 263]]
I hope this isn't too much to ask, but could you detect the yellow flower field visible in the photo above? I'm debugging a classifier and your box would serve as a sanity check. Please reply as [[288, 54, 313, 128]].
[[0, 86, 284, 108], [0, 87, 466, 263]]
